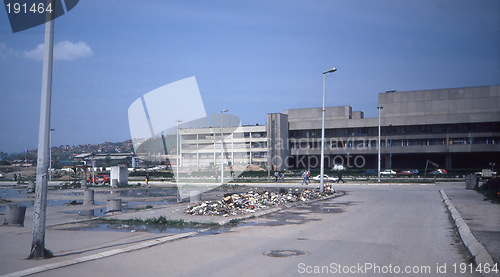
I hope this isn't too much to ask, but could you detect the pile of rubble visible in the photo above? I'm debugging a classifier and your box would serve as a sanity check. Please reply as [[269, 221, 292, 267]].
[[185, 185, 336, 216]]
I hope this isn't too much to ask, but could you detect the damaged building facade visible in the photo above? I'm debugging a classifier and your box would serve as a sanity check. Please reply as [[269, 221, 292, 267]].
[[174, 85, 499, 171], [267, 85, 500, 170]]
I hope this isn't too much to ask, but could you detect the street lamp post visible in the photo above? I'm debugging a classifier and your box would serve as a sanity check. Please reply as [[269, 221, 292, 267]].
[[49, 129, 55, 182], [220, 109, 228, 186], [377, 106, 383, 182], [389, 123, 392, 171], [30, 0, 55, 258], [91, 154, 95, 185], [176, 120, 182, 184], [320, 67, 337, 193]]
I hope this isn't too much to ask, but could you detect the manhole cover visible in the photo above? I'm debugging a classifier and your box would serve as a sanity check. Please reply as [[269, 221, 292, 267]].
[[263, 250, 307, 257]]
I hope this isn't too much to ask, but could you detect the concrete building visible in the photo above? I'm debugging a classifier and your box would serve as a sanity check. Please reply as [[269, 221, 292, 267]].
[[268, 85, 500, 170], [179, 125, 267, 168], [135, 85, 499, 171]]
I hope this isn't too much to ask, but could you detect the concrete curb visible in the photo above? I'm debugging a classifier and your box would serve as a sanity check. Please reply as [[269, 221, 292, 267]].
[[0, 231, 198, 277], [440, 189, 496, 276]]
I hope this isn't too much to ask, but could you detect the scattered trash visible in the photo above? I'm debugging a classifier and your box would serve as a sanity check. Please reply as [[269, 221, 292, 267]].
[[185, 185, 336, 216]]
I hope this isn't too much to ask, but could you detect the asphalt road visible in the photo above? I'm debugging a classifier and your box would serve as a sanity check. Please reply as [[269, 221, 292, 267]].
[[35, 185, 479, 277]]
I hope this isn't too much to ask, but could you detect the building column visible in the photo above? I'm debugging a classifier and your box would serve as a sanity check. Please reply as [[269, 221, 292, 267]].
[[384, 155, 390, 170], [445, 154, 452, 169]]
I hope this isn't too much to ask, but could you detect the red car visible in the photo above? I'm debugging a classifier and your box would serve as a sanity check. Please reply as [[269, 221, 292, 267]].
[[397, 170, 412, 175], [87, 175, 110, 184]]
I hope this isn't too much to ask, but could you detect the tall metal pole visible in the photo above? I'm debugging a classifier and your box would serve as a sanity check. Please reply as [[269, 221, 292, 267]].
[[377, 106, 383, 183], [176, 120, 182, 184], [91, 154, 95, 185], [320, 67, 337, 193], [49, 129, 54, 182], [389, 123, 392, 171], [267, 138, 271, 181], [29, 0, 55, 259], [220, 109, 228, 186]]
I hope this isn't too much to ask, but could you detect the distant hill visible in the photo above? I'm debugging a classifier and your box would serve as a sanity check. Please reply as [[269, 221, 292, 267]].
[[2, 140, 134, 163]]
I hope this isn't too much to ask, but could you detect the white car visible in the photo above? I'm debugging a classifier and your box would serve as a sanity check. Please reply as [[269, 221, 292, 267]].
[[380, 169, 396, 175], [312, 174, 339, 182], [332, 164, 345, 171]]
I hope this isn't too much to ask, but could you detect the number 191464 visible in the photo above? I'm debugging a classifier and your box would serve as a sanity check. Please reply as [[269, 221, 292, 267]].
[[5, 2, 53, 14]]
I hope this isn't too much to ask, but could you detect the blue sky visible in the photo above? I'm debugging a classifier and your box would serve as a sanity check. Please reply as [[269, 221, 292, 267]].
[[1, 0, 499, 153]]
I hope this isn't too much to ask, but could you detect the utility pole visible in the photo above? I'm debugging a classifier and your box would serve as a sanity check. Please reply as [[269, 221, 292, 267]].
[[220, 109, 228, 186], [377, 106, 383, 183], [29, 0, 55, 259]]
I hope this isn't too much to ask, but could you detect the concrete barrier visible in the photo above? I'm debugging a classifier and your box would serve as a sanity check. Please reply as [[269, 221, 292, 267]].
[[81, 179, 88, 190], [83, 189, 94, 206], [27, 180, 35, 193], [111, 179, 118, 188], [465, 174, 478, 190], [110, 165, 128, 187], [6, 204, 26, 226], [107, 199, 122, 212]]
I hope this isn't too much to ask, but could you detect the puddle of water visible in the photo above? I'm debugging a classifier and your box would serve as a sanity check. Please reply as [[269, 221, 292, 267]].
[[0, 199, 80, 210], [63, 207, 107, 217], [0, 188, 30, 198], [57, 191, 83, 196], [63, 199, 173, 217], [127, 199, 176, 208]]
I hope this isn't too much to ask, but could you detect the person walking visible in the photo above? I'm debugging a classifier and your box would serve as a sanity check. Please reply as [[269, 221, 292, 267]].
[[281, 172, 285, 182], [274, 171, 279, 182], [301, 170, 308, 185], [337, 171, 345, 183]]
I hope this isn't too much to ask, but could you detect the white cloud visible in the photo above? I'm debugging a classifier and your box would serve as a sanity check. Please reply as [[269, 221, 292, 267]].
[[24, 40, 93, 61], [0, 42, 15, 59], [24, 44, 44, 60]]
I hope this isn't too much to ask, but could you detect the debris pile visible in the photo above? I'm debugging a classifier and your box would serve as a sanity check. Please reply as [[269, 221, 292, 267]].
[[185, 185, 336, 216]]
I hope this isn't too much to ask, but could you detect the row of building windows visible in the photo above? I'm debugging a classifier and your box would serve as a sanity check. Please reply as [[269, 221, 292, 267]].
[[181, 141, 267, 150], [289, 122, 500, 138], [181, 131, 267, 141], [182, 152, 267, 159], [289, 137, 500, 149]]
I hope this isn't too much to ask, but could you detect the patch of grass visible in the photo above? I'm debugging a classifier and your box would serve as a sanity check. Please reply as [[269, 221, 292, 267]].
[[134, 205, 154, 211], [226, 215, 254, 225], [0, 198, 12, 204], [100, 216, 219, 227]]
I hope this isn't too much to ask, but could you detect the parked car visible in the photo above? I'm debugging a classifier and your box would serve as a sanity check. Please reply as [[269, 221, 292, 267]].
[[312, 174, 338, 182], [380, 169, 396, 175], [397, 170, 412, 175], [409, 169, 420, 175], [87, 175, 110, 184], [362, 169, 376, 175], [430, 169, 448, 175], [332, 164, 345, 171]]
